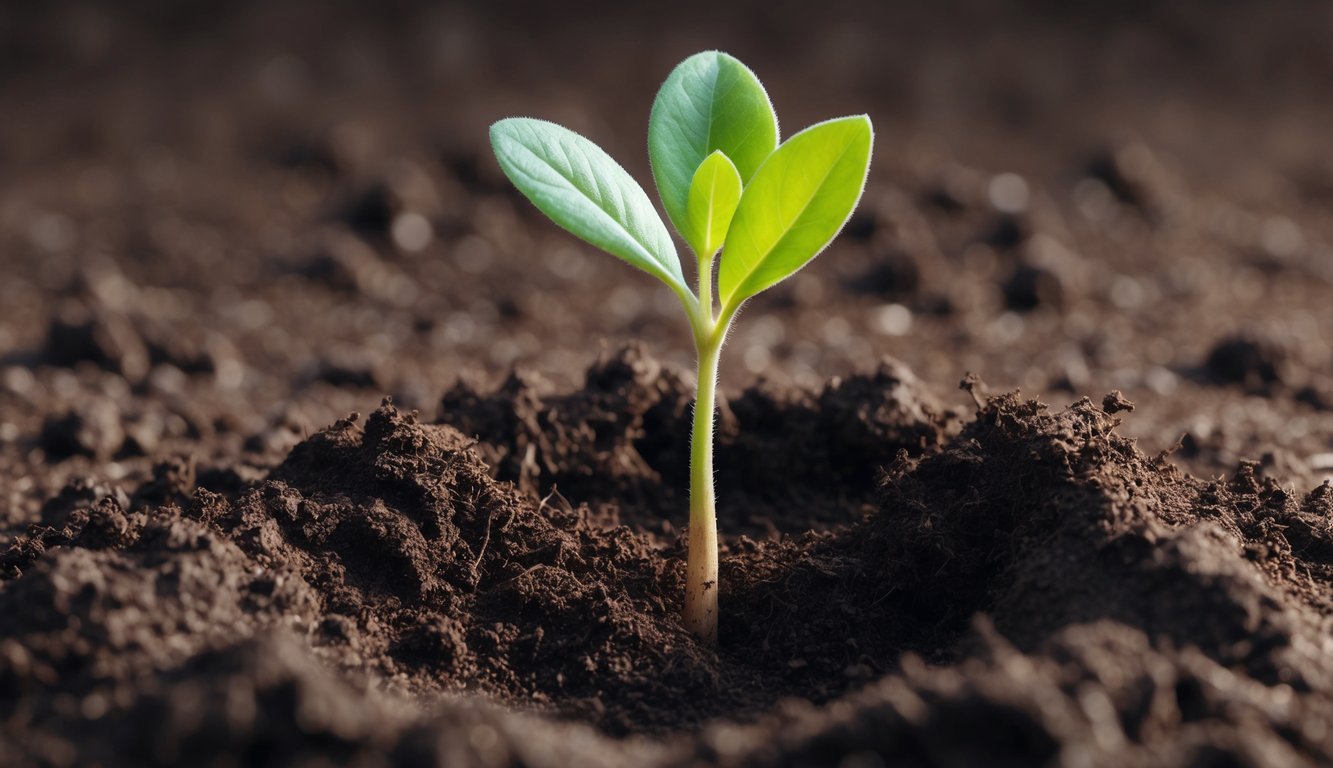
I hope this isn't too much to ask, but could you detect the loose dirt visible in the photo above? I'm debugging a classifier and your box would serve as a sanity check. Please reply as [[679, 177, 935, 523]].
[[3, 2, 1333, 765]]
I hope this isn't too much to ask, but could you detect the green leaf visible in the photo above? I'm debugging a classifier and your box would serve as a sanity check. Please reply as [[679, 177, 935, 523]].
[[649, 51, 779, 241], [683, 151, 742, 259], [490, 117, 687, 294], [718, 115, 873, 307]]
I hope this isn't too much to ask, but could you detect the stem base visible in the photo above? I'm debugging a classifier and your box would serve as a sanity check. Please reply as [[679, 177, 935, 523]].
[[683, 334, 723, 644]]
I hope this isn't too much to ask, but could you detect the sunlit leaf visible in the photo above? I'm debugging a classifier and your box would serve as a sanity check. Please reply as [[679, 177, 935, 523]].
[[490, 117, 687, 293], [718, 115, 873, 307], [683, 150, 743, 259]]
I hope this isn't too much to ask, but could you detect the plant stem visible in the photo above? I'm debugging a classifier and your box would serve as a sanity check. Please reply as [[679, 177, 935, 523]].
[[683, 327, 723, 644]]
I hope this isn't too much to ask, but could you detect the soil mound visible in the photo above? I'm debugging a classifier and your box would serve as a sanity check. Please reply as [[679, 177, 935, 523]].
[[440, 345, 952, 536], [6, 359, 1333, 765], [719, 386, 1333, 764]]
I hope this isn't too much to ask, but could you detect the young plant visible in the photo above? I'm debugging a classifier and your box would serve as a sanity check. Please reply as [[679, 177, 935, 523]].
[[490, 51, 872, 644]]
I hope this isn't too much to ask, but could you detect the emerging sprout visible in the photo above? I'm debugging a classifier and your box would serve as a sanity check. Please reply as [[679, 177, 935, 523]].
[[490, 51, 873, 644]]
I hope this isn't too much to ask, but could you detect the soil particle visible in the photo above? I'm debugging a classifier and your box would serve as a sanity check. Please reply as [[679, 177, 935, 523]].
[[1083, 143, 1180, 220], [308, 350, 386, 390], [842, 209, 880, 242], [1296, 385, 1333, 412], [300, 228, 421, 307], [1002, 262, 1065, 312], [132, 455, 198, 508], [1102, 390, 1136, 414], [38, 475, 131, 528], [38, 398, 126, 460], [140, 320, 240, 379], [334, 181, 397, 239], [980, 214, 1030, 250], [1205, 336, 1288, 388], [327, 168, 442, 245], [41, 301, 151, 383], [843, 249, 922, 301]]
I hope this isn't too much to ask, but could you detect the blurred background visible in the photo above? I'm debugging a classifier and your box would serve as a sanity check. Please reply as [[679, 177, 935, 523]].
[[2, 0, 1332, 516]]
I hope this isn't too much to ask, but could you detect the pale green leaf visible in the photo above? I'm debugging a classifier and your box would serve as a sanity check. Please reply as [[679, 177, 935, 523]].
[[649, 51, 779, 240], [683, 150, 742, 259], [718, 115, 873, 307], [490, 117, 687, 293]]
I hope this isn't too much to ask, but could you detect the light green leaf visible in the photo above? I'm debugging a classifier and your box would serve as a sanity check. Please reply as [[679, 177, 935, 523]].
[[490, 117, 687, 294], [649, 51, 779, 240], [683, 150, 742, 259], [719, 115, 873, 307]]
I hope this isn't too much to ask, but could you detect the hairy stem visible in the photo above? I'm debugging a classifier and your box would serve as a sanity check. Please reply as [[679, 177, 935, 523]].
[[683, 328, 723, 644], [697, 253, 713, 325]]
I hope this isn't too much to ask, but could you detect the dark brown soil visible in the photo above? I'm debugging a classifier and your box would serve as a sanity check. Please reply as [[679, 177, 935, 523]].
[[3, 1, 1333, 766]]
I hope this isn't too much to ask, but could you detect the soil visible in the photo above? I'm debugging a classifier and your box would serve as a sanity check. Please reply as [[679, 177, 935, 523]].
[[3, 1, 1333, 766]]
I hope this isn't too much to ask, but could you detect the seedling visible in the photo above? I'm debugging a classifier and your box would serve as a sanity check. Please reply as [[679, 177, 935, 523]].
[[490, 51, 872, 644]]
